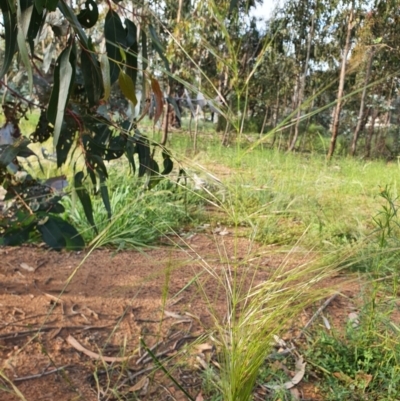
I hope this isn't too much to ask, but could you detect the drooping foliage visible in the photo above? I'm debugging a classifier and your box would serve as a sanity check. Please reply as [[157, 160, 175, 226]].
[[0, 0, 176, 249]]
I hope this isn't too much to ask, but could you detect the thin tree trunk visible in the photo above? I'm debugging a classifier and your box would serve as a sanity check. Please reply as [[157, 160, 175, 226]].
[[259, 107, 268, 137], [288, 75, 300, 147], [177, 0, 183, 23], [288, 13, 315, 151], [365, 109, 377, 158], [327, 7, 354, 159], [350, 48, 375, 156]]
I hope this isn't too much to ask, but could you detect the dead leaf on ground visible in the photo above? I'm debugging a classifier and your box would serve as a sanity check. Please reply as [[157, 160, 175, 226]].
[[12, 307, 25, 316], [164, 310, 184, 319], [195, 392, 204, 401], [265, 356, 306, 390], [290, 387, 301, 400], [67, 335, 136, 363], [20, 263, 35, 272], [195, 343, 213, 353], [333, 371, 353, 384], [129, 376, 149, 393], [355, 371, 373, 389]]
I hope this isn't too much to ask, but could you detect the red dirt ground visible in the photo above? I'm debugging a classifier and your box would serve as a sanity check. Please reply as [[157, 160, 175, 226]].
[[0, 232, 363, 401]]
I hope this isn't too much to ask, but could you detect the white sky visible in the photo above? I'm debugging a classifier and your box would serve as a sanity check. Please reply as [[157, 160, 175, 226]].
[[250, 1, 281, 19]]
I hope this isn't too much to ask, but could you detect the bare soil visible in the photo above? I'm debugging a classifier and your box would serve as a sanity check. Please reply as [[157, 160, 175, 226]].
[[0, 232, 362, 401]]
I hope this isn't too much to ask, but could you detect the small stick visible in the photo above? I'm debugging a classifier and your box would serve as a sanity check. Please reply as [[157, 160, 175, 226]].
[[0, 324, 113, 340], [297, 293, 339, 338], [136, 340, 163, 365], [13, 365, 70, 382]]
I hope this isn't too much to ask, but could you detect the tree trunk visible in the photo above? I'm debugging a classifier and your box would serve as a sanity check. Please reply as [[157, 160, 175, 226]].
[[365, 109, 377, 158], [327, 7, 354, 159], [350, 48, 375, 156], [288, 13, 314, 151], [288, 74, 300, 147], [177, 0, 183, 23]]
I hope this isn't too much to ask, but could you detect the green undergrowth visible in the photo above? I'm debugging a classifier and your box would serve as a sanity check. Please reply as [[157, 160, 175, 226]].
[[301, 186, 400, 401], [172, 133, 400, 250], [61, 163, 204, 248], [304, 289, 400, 401]]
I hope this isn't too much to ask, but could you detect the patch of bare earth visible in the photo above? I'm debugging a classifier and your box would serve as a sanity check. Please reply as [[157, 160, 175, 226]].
[[0, 232, 362, 401]]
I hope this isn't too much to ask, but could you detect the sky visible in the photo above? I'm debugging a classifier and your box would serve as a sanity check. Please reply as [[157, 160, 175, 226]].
[[250, 0, 281, 19]]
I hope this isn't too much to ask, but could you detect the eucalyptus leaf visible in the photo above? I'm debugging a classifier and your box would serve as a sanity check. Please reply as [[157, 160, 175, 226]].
[[81, 41, 103, 106], [77, 0, 98, 28], [16, 1, 33, 95], [38, 215, 85, 250], [98, 170, 111, 219], [0, 1, 18, 81], [119, 70, 137, 106], [74, 171, 97, 234], [104, 8, 126, 85], [148, 25, 170, 73], [100, 53, 111, 101], [47, 41, 76, 148]]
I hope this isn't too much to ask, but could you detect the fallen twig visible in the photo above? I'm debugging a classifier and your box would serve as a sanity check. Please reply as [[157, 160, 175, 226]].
[[136, 340, 163, 365], [13, 366, 70, 382], [0, 324, 113, 340], [297, 293, 339, 338], [67, 334, 137, 363]]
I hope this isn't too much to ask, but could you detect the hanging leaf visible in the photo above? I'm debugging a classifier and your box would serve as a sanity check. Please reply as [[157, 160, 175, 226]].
[[125, 19, 138, 87], [2, 222, 36, 246], [141, 30, 148, 71], [161, 152, 173, 175], [145, 158, 160, 189], [30, 109, 53, 143], [87, 153, 108, 178], [151, 77, 164, 124], [26, 4, 44, 53], [0, 1, 17, 81], [77, 0, 98, 29], [56, 116, 76, 167], [148, 25, 170, 73], [58, 1, 88, 45], [98, 170, 111, 219], [34, 0, 59, 14], [136, 139, 151, 178], [125, 137, 136, 174], [47, 40, 76, 148], [16, 25, 33, 94], [104, 8, 126, 85], [100, 53, 111, 101], [125, 19, 136, 47], [119, 70, 137, 106], [38, 215, 85, 251], [0, 137, 32, 167], [168, 96, 181, 121], [74, 171, 97, 234], [81, 39, 104, 106]]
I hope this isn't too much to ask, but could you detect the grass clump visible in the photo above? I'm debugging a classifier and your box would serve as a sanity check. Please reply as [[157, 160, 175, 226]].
[[62, 164, 203, 248]]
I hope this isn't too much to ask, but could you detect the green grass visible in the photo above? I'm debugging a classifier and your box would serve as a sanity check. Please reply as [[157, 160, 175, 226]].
[[61, 162, 204, 248], [170, 132, 400, 250]]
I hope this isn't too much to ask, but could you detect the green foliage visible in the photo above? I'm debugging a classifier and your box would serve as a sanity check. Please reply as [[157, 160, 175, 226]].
[[305, 310, 400, 401]]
